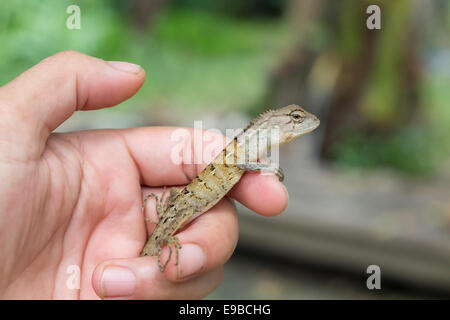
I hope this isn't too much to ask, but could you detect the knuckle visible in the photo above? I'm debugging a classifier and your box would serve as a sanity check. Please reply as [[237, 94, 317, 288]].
[[54, 50, 83, 59], [46, 50, 88, 66]]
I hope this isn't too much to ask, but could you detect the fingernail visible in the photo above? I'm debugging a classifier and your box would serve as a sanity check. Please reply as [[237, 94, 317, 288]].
[[107, 61, 142, 74], [178, 244, 206, 279], [101, 266, 136, 298]]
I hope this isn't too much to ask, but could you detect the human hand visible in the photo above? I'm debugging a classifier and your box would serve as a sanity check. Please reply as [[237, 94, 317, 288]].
[[0, 51, 289, 299]]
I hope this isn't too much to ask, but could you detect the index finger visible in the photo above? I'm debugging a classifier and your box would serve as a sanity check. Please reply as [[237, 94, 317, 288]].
[[122, 126, 288, 216]]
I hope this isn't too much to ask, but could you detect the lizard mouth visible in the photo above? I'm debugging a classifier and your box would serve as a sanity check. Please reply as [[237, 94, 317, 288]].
[[282, 119, 320, 144], [294, 118, 320, 139], [302, 119, 320, 134]]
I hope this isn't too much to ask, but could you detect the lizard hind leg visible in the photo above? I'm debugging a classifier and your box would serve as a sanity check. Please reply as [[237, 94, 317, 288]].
[[168, 236, 183, 277], [158, 236, 183, 275], [158, 244, 173, 272], [142, 193, 158, 212], [142, 193, 159, 224], [160, 186, 169, 208], [143, 190, 167, 224], [168, 236, 182, 265]]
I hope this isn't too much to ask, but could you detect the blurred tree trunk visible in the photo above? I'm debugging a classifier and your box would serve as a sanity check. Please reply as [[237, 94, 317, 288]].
[[267, 0, 424, 160], [321, 0, 423, 158], [267, 0, 323, 108], [131, 0, 166, 31]]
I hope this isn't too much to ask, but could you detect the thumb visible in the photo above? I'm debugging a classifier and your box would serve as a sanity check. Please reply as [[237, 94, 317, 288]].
[[0, 50, 145, 159], [91, 257, 222, 300]]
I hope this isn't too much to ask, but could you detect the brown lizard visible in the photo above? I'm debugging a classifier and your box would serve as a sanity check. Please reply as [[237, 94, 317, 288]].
[[141, 104, 320, 273]]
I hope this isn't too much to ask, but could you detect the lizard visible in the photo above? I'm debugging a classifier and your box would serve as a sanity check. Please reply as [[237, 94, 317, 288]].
[[140, 104, 320, 273]]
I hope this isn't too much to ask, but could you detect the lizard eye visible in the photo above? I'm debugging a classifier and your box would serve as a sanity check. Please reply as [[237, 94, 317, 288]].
[[290, 110, 305, 122]]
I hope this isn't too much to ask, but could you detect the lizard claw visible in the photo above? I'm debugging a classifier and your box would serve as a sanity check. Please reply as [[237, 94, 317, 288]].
[[276, 166, 284, 182]]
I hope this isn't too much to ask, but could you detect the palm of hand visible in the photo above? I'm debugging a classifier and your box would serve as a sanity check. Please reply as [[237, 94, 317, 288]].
[[1, 131, 144, 298]]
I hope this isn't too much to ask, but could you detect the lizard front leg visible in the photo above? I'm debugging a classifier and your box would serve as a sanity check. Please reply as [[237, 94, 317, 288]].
[[237, 162, 284, 181]]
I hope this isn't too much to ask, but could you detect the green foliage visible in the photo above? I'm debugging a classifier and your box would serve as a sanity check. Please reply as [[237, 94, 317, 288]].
[[152, 10, 277, 56], [136, 9, 289, 112], [338, 0, 364, 59], [332, 126, 441, 176], [1, 0, 448, 176], [0, 1, 289, 112], [0, 0, 128, 84], [171, 0, 287, 17], [360, 0, 410, 125]]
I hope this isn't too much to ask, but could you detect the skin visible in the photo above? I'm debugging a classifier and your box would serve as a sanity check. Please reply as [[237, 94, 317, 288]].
[[0, 51, 289, 299]]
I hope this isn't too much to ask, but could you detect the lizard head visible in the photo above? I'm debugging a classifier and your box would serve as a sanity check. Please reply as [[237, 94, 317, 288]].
[[264, 104, 320, 145], [240, 104, 320, 159]]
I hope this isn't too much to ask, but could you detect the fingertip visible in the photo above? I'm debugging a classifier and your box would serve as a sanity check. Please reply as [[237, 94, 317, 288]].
[[0, 51, 147, 140], [231, 172, 289, 216], [279, 181, 289, 212], [106, 61, 145, 75], [79, 58, 146, 111], [162, 243, 207, 282], [91, 253, 224, 299]]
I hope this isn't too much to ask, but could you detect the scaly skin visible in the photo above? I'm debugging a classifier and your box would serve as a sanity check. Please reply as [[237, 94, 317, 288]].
[[141, 105, 320, 273]]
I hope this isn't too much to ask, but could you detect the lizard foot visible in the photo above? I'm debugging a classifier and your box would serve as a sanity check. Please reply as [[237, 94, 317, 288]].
[[157, 236, 183, 276], [275, 166, 284, 181], [169, 236, 183, 278], [142, 193, 158, 212], [143, 187, 168, 222], [236, 162, 285, 181], [144, 217, 158, 224], [142, 193, 160, 224]]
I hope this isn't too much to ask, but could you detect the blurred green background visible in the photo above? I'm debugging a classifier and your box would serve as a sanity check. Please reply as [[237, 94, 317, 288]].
[[1, 0, 449, 298]]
